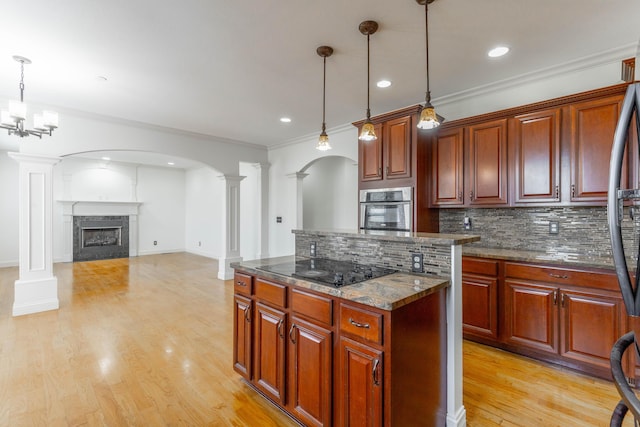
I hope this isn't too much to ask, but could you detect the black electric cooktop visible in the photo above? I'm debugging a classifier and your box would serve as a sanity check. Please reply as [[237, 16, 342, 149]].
[[257, 258, 397, 288]]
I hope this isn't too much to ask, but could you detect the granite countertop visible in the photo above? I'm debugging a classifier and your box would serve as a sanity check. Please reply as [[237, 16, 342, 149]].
[[292, 228, 480, 246], [463, 245, 616, 270], [231, 256, 450, 311]]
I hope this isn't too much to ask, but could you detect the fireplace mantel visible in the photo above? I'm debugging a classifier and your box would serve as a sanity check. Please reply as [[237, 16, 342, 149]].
[[58, 201, 142, 262]]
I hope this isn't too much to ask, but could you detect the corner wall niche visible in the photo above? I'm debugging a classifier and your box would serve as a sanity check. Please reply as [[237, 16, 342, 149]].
[[59, 201, 142, 263]]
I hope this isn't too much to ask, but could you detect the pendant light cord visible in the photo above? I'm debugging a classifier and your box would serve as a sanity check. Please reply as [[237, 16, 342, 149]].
[[424, 1, 431, 104], [322, 55, 327, 132], [366, 33, 371, 120]]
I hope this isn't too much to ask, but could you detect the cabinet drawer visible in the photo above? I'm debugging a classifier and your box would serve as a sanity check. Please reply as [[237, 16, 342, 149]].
[[463, 257, 499, 276], [234, 272, 253, 296], [339, 304, 383, 344], [255, 278, 287, 308], [291, 289, 333, 326], [505, 262, 618, 291]]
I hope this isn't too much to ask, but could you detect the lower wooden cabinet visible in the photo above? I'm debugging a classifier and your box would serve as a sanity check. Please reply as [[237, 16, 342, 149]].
[[232, 271, 447, 426], [462, 257, 499, 341], [338, 337, 383, 427], [288, 317, 333, 427]]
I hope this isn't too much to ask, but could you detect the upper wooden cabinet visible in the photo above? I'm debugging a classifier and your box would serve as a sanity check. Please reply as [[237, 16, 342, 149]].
[[512, 108, 561, 204], [569, 94, 626, 202], [358, 115, 413, 185], [468, 119, 509, 206], [430, 119, 508, 207]]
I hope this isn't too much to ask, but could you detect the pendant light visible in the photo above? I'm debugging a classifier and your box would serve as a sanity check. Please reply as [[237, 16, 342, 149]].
[[316, 46, 333, 151], [416, 0, 444, 130], [358, 20, 379, 141]]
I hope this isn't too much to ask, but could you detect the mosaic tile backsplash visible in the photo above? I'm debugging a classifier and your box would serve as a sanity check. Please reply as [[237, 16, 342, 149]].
[[295, 233, 452, 278], [438, 206, 640, 262]]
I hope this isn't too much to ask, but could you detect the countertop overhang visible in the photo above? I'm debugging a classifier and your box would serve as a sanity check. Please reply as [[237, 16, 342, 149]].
[[231, 256, 450, 311]]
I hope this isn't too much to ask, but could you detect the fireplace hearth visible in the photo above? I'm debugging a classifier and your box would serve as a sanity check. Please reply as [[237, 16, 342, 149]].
[[73, 216, 129, 262]]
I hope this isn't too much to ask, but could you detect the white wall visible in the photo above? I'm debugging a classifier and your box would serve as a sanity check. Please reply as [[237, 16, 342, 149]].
[[239, 162, 260, 260], [0, 151, 19, 266], [303, 156, 358, 230], [184, 167, 225, 259]]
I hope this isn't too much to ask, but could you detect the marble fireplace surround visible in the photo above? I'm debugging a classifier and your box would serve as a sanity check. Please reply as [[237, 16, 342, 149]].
[[59, 201, 142, 262]]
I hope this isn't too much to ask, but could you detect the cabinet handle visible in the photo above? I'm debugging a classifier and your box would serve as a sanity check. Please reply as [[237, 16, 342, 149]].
[[278, 319, 284, 339], [553, 291, 557, 306], [469, 191, 474, 201], [289, 323, 296, 344], [244, 306, 251, 323], [458, 191, 463, 202], [372, 359, 380, 386], [555, 185, 559, 200], [378, 167, 382, 177], [349, 318, 370, 329], [549, 273, 568, 279], [236, 281, 247, 287], [571, 184, 575, 198], [560, 293, 566, 308], [385, 166, 389, 176]]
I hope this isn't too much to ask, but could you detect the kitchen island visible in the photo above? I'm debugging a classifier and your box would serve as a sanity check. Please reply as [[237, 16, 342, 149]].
[[231, 229, 480, 427]]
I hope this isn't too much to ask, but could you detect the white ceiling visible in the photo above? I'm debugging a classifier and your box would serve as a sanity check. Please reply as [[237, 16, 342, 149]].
[[0, 0, 638, 153]]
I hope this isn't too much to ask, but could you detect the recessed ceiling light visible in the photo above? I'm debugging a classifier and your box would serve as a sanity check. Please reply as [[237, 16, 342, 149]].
[[167, 162, 175, 166], [101, 156, 110, 161], [96, 76, 108, 82], [280, 117, 292, 123], [488, 46, 509, 58], [377, 80, 391, 88]]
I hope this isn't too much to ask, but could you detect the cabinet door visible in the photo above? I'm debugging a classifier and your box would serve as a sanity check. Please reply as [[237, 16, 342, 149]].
[[570, 95, 625, 202], [233, 294, 252, 380], [468, 119, 509, 205], [254, 303, 287, 405], [462, 274, 498, 341], [359, 123, 384, 182], [288, 318, 333, 427], [560, 289, 624, 371], [383, 116, 412, 180], [431, 127, 464, 206], [338, 338, 383, 427], [504, 280, 558, 354], [512, 109, 561, 204]]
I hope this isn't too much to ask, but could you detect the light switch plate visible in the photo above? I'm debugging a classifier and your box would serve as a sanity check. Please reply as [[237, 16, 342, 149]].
[[463, 217, 472, 231], [411, 253, 423, 273], [549, 221, 559, 234], [310, 241, 317, 257]]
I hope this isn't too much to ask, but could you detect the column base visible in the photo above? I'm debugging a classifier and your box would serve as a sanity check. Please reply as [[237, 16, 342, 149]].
[[218, 256, 242, 280], [447, 406, 467, 427], [13, 276, 60, 316]]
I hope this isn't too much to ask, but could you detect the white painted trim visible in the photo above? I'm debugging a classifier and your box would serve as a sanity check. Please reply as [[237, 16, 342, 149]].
[[0, 261, 19, 268], [13, 276, 59, 316], [447, 244, 466, 427]]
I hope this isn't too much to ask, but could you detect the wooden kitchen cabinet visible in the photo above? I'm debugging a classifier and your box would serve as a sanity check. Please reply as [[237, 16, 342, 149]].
[[254, 302, 287, 404], [359, 123, 384, 182], [338, 337, 383, 427], [430, 119, 508, 207], [462, 257, 499, 342], [512, 108, 561, 204], [358, 115, 412, 184], [468, 119, 509, 206], [569, 94, 626, 202], [288, 317, 333, 426], [503, 262, 626, 378], [233, 293, 253, 380], [431, 127, 464, 206]]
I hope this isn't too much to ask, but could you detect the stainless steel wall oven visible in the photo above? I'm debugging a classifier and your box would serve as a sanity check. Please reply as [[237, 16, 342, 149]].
[[359, 187, 413, 232]]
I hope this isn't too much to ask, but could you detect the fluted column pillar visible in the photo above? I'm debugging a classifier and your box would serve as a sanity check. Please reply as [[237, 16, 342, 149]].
[[218, 174, 245, 280]]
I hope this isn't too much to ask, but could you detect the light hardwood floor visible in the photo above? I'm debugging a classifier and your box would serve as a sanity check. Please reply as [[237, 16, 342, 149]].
[[0, 253, 633, 426]]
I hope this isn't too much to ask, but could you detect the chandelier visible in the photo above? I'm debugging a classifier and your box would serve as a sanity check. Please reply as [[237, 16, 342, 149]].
[[0, 56, 59, 138]]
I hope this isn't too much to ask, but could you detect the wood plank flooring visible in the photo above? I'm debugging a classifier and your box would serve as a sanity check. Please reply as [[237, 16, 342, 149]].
[[0, 253, 634, 426]]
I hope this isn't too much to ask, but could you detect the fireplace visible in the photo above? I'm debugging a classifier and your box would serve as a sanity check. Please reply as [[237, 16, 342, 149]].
[[73, 216, 129, 261]]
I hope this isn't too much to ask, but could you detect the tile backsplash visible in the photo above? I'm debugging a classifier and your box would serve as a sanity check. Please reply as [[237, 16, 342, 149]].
[[439, 206, 640, 261]]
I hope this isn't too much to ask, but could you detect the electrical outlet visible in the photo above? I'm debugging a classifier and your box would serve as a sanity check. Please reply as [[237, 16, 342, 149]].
[[276, 216, 282, 223], [310, 242, 317, 257], [549, 221, 559, 234], [463, 217, 472, 231], [411, 253, 423, 273], [153, 240, 157, 246]]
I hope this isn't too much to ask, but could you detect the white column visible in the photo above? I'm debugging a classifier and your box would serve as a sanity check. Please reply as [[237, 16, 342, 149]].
[[253, 163, 270, 259], [8, 152, 61, 317], [218, 175, 246, 280], [287, 172, 308, 229], [447, 244, 466, 427]]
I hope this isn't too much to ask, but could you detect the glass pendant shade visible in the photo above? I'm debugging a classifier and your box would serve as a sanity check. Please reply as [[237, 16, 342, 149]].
[[43, 110, 59, 129], [359, 121, 377, 141], [316, 131, 331, 151], [417, 104, 440, 129], [33, 113, 46, 131]]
